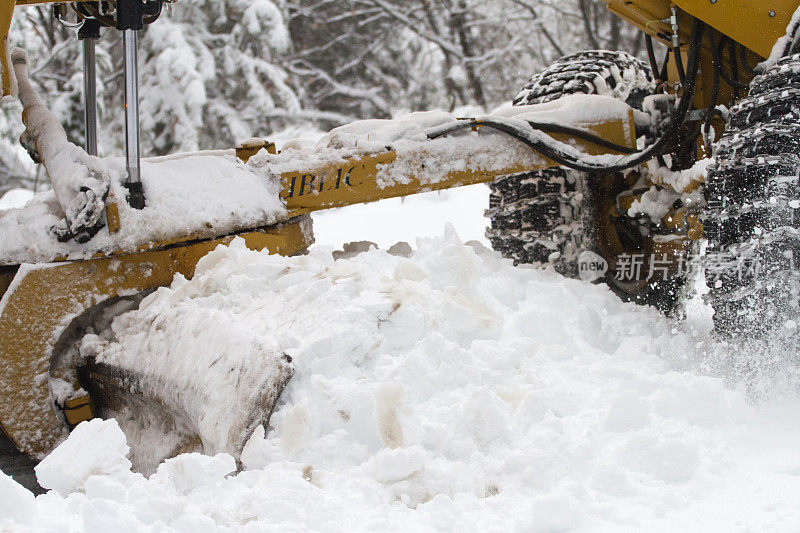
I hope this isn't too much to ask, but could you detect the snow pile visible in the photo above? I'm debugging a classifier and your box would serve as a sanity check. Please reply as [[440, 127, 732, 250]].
[[2, 229, 800, 530]]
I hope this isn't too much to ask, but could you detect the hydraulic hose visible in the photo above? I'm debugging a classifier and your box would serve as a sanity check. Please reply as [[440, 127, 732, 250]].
[[671, 6, 687, 85], [714, 36, 748, 91], [645, 35, 661, 80], [429, 19, 706, 174], [429, 120, 636, 154], [659, 48, 671, 83], [737, 43, 757, 76], [703, 32, 722, 153]]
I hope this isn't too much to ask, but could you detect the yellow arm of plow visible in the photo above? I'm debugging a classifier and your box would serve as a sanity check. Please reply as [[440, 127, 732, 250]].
[[1, 2, 13, 98], [273, 113, 637, 218]]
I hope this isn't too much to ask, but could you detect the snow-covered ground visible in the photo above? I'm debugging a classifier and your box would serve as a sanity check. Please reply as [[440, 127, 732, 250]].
[[0, 111, 798, 530], [2, 216, 800, 530]]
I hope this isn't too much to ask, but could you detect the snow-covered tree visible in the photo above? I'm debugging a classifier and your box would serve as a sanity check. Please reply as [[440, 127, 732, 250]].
[[136, 0, 301, 154]]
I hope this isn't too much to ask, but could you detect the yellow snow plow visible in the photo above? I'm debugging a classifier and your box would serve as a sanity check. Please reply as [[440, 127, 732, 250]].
[[1, 0, 799, 467]]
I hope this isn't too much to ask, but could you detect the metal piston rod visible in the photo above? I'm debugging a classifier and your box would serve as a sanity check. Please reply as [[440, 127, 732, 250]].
[[119, 0, 145, 209], [78, 19, 100, 157]]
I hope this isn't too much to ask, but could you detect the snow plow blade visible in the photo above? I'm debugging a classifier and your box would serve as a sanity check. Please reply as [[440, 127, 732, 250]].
[[0, 220, 311, 462], [79, 354, 293, 473]]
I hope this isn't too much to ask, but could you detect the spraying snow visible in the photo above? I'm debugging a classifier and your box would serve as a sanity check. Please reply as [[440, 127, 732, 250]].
[[2, 229, 799, 530]]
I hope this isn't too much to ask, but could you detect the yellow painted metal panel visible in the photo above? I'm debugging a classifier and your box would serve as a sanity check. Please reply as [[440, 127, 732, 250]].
[[673, 0, 796, 58], [605, 0, 672, 43], [606, 0, 797, 58], [0, 219, 312, 458]]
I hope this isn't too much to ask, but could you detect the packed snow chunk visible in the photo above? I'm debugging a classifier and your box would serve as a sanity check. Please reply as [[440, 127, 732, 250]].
[[150, 453, 236, 494], [240, 425, 281, 471], [34, 418, 133, 496], [0, 151, 288, 264], [320, 110, 455, 151], [0, 471, 36, 524]]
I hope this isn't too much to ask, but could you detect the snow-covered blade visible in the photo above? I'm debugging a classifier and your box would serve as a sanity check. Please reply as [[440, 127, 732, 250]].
[[79, 337, 294, 474]]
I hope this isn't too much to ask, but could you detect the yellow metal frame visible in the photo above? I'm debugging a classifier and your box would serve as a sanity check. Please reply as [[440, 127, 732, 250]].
[[674, 0, 796, 59], [605, 0, 797, 59], [0, 110, 635, 458]]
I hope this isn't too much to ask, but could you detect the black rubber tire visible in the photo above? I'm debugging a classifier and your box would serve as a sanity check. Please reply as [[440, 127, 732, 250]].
[[487, 50, 681, 313], [487, 167, 583, 276], [704, 54, 800, 336], [512, 50, 655, 109]]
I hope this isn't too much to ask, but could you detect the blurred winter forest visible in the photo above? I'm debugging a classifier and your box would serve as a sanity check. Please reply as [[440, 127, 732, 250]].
[[0, 0, 642, 194]]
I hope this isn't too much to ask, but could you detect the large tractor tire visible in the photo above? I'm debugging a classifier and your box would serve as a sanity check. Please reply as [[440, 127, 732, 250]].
[[487, 51, 683, 313], [704, 54, 800, 336]]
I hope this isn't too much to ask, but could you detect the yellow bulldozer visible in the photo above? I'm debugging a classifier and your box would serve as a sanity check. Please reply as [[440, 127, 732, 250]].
[[1, 0, 799, 471]]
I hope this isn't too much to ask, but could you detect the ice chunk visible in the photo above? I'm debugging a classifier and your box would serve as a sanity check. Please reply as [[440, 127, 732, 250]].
[[150, 453, 236, 494], [35, 419, 132, 496]]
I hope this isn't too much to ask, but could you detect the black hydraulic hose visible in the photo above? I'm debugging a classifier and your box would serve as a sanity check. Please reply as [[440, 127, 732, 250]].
[[430, 19, 706, 174], [737, 42, 757, 76], [645, 35, 661, 80], [673, 41, 687, 85], [525, 121, 637, 154], [703, 33, 722, 151], [429, 119, 636, 154], [659, 48, 671, 83], [715, 36, 748, 91], [671, 6, 687, 85]]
